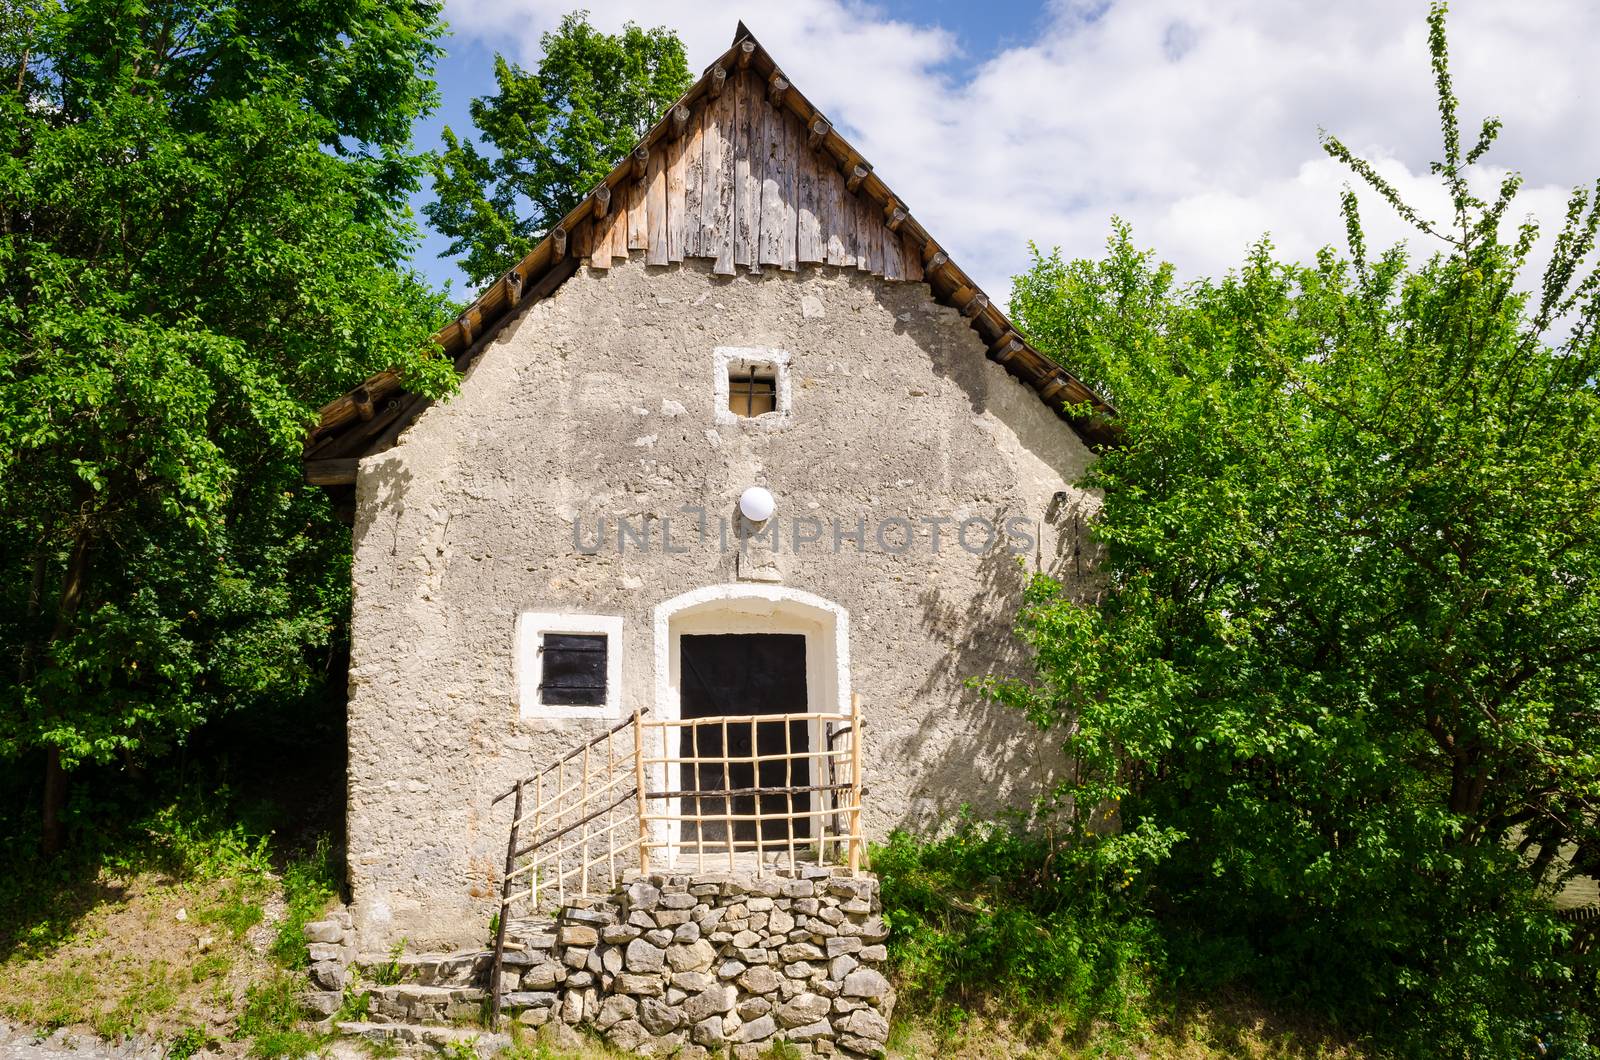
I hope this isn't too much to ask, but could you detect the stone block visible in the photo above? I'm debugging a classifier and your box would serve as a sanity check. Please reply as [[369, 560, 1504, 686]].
[[521, 961, 564, 989], [302, 920, 343, 945], [692, 1016, 726, 1046], [639, 997, 682, 1034], [625, 937, 666, 973], [595, 994, 638, 1030], [602, 923, 641, 944], [777, 992, 832, 1027], [718, 959, 746, 979], [607, 1019, 648, 1053], [737, 1014, 777, 1043], [839, 1034, 885, 1057], [298, 990, 342, 1018], [841, 968, 891, 1001], [615, 973, 664, 996], [561, 946, 590, 969], [306, 942, 344, 963], [659, 891, 698, 910], [504, 990, 559, 1009], [654, 908, 693, 927], [788, 1018, 835, 1042], [557, 924, 598, 947], [843, 1008, 890, 1041], [666, 939, 717, 973], [684, 983, 737, 1022], [858, 945, 887, 962], [827, 936, 863, 957], [308, 959, 345, 991], [829, 955, 859, 981], [624, 880, 662, 912], [672, 970, 716, 993], [781, 942, 825, 962], [739, 965, 781, 994], [736, 996, 771, 1021]]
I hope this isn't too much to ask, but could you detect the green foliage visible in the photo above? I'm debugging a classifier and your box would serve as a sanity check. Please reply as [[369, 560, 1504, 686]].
[[372, 938, 407, 986], [1002, 6, 1600, 1055], [236, 973, 320, 1058], [873, 821, 1163, 1035], [426, 10, 692, 285], [168, 1024, 216, 1060], [269, 835, 340, 967], [0, 0, 458, 854]]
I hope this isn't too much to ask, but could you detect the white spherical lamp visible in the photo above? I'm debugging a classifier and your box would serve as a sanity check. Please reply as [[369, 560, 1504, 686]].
[[739, 485, 775, 523]]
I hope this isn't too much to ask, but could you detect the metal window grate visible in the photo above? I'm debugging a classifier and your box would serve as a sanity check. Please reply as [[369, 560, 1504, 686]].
[[728, 365, 777, 417], [539, 633, 607, 706]]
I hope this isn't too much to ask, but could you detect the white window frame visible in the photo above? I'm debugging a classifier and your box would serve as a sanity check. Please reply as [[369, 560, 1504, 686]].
[[714, 346, 792, 427], [516, 612, 624, 720]]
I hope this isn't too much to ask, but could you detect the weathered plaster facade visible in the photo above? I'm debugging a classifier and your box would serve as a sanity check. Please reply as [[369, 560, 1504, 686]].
[[346, 256, 1099, 948]]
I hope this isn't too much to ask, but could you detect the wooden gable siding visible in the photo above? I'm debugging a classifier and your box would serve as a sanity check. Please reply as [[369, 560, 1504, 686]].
[[574, 71, 921, 284], [303, 28, 1119, 491]]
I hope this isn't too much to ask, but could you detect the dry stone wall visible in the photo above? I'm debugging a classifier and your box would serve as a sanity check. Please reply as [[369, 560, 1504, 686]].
[[498, 866, 891, 1058]]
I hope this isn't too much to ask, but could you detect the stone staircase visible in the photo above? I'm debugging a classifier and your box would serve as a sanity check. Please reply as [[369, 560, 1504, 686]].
[[324, 918, 560, 1054]]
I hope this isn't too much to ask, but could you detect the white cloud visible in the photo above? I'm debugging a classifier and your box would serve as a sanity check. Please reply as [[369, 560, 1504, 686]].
[[442, 0, 1600, 305]]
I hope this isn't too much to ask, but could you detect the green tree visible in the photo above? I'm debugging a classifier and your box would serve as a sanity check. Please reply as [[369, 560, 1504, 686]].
[[999, 7, 1600, 1052], [425, 11, 692, 287], [0, 0, 457, 853]]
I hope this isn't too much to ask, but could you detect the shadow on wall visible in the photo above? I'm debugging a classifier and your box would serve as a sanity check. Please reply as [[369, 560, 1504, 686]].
[[861, 273, 1109, 834], [351, 452, 415, 580]]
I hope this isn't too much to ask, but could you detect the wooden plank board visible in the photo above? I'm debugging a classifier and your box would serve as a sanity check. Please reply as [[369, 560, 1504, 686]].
[[782, 108, 800, 271], [707, 83, 735, 274], [683, 106, 705, 259], [577, 217, 604, 270], [666, 128, 687, 263], [733, 71, 759, 268], [865, 195, 884, 275], [627, 168, 648, 251], [796, 129, 823, 265], [823, 160, 849, 267], [850, 188, 868, 271], [611, 191, 629, 261], [902, 230, 924, 283], [646, 140, 668, 266], [757, 86, 787, 267], [881, 211, 903, 280]]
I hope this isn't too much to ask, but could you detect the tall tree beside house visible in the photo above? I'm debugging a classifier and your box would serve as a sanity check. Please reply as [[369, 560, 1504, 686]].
[[425, 11, 692, 288], [1001, 7, 1600, 1053], [0, 0, 458, 854]]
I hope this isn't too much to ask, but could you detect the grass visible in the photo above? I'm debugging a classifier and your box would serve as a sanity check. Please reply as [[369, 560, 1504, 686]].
[[0, 780, 342, 1056]]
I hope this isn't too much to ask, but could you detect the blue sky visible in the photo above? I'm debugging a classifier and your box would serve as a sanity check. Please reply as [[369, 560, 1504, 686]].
[[410, 1, 1598, 304]]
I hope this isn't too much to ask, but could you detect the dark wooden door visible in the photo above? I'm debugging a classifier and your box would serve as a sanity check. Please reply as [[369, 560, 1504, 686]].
[[679, 633, 810, 848]]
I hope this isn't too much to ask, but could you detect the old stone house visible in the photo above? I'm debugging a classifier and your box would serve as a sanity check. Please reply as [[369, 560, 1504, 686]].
[[304, 25, 1114, 953]]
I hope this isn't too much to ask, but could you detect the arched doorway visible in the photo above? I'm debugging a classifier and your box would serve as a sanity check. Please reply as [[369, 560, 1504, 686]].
[[652, 585, 851, 865]]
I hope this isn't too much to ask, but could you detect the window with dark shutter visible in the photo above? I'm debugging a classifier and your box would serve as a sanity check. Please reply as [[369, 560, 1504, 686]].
[[539, 633, 608, 706]]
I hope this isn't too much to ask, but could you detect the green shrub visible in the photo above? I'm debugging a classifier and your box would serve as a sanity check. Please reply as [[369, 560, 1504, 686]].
[[873, 820, 1163, 1034]]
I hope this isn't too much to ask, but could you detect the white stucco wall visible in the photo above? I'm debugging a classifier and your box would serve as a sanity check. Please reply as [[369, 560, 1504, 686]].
[[344, 256, 1100, 948]]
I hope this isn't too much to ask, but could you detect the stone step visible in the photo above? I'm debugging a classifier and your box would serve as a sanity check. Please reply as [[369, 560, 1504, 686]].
[[335, 1021, 508, 1057], [362, 983, 488, 1022], [354, 948, 494, 987]]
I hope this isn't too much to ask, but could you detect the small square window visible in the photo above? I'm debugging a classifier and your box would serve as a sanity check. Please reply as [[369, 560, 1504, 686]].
[[714, 347, 791, 427], [728, 366, 777, 418], [517, 613, 623, 719], [539, 633, 608, 706]]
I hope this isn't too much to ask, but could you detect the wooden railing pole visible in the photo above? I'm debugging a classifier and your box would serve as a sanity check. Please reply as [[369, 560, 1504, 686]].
[[489, 778, 523, 1030], [633, 709, 651, 876], [847, 693, 864, 875]]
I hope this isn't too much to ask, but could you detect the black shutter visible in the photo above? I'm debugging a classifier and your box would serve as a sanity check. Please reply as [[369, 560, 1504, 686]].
[[540, 633, 608, 706]]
